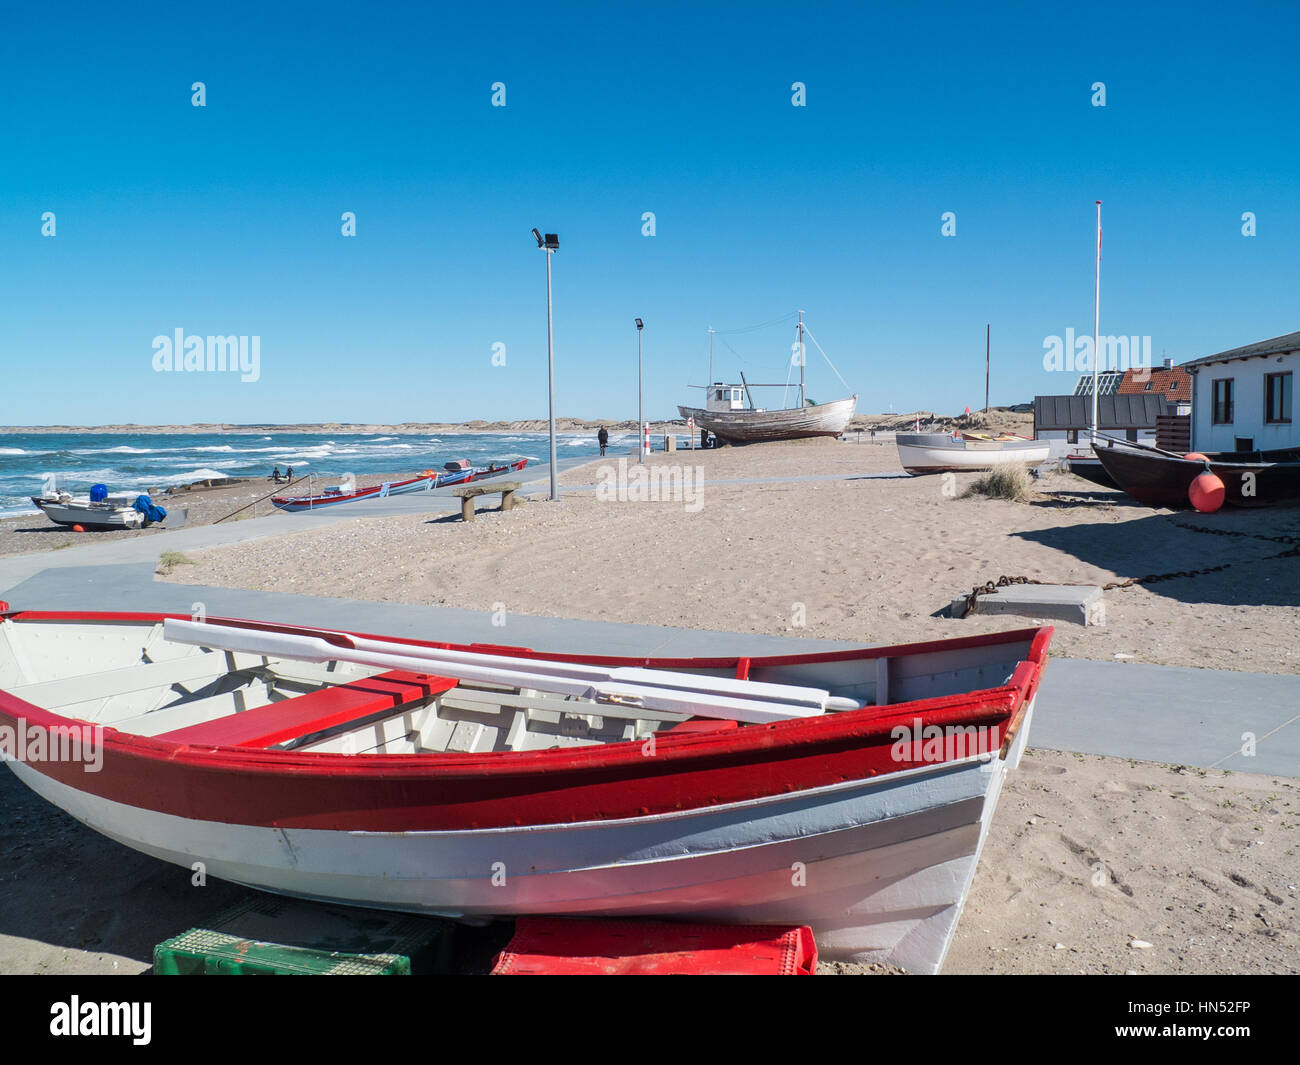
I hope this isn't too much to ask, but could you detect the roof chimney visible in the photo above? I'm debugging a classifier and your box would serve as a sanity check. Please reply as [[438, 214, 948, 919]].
[[1163, 357, 1173, 370]]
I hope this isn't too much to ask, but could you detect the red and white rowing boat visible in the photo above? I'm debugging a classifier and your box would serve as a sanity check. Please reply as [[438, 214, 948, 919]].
[[0, 609, 1051, 973], [271, 459, 528, 512]]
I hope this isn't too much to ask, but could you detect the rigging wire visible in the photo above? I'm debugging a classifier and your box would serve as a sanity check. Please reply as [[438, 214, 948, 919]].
[[712, 312, 799, 336], [718, 333, 787, 371], [800, 324, 854, 395]]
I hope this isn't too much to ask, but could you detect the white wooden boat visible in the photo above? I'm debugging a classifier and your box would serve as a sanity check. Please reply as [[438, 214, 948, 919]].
[[896, 432, 1051, 475], [30, 493, 145, 530], [679, 311, 857, 444], [678, 395, 858, 444], [0, 609, 1051, 973]]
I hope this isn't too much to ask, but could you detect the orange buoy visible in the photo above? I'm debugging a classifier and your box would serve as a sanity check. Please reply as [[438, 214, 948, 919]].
[[1183, 452, 1209, 462], [1188, 472, 1225, 512], [72, 524, 85, 532]]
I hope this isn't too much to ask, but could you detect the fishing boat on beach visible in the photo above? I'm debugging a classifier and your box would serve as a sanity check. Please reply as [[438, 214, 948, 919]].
[[678, 312, 857, 444], [30, 488, 166, 530], [0, 609, 1052, 974], [271, 459, 527, 513], [1092, 439, 1300, 508], [896, 432, 1050, 475]]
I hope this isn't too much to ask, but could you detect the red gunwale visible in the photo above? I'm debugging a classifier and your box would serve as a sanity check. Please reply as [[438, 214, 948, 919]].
[[0, 610, 1052, 832]]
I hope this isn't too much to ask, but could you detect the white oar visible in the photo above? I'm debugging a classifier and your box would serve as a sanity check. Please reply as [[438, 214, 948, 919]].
[[165, 619, 852, 711], [163, 620, 838, 723], [340, 634, 846, 710]]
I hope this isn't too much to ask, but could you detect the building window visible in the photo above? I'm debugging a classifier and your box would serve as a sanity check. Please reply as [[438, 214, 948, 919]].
[[1067, 429, 1078, 445], [1265, 372, 1292, 424], [1212, 378, 1234, 424], [1143, 382, 1152, 391], [1235, 437, 1254, 453]]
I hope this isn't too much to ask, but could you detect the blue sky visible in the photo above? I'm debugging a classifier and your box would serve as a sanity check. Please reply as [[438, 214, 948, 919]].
[[2, 0, 1298, 425]]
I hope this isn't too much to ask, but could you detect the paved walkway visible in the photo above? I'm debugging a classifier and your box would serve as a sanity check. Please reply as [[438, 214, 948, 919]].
[[2, 460, 1295, 778]]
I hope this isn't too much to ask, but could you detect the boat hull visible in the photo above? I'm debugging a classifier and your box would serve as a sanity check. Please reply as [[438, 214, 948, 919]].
[[678, 396, 857, 444], [1092, 442, 1300, 508], [5, 700, 1032, 973], [0, 610, 1049, 973], [31, 498, 145, 530], [896, 434, 1051, 475], [272, 460, 528, 512]]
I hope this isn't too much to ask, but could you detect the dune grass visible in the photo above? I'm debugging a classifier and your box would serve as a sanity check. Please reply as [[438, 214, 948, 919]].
[[156, 551, 197, 575], [963, 464, 1035, 502]]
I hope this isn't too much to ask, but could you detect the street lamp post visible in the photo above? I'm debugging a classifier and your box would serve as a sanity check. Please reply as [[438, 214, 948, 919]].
[[635, 318, 644, 464], [532, 228, 560, 500]]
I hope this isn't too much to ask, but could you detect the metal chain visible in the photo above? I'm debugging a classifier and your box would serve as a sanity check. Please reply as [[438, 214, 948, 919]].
[[963, 521, 1299, 614]]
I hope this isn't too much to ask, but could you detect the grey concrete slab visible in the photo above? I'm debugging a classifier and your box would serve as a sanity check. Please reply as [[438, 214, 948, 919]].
[[1034, 658, 1300, 778], [952, 584, 1103, 625]]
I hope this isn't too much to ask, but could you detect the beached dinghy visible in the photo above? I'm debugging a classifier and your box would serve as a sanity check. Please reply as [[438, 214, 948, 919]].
[[271, 459, 528, 512], [0, 609, 1051, 974], [896, 432, 1050, 475], [1092, 438, 1300, 508]]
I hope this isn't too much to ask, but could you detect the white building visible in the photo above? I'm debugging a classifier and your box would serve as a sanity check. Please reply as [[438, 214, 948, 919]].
[[1183, 331, 1298, 453]]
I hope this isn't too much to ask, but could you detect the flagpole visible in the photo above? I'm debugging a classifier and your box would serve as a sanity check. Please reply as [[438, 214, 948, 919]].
[[1090, 200, 1102, 444], [984, 323, 990, 413]]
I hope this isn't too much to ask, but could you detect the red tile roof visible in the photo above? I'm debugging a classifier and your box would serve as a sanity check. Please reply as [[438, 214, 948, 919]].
[[1117, 366, 1191, 402]]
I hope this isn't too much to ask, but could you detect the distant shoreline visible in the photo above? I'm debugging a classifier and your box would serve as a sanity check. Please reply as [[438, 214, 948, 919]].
[[0, 407, 1032, 436], [0, 420, 679, 435]]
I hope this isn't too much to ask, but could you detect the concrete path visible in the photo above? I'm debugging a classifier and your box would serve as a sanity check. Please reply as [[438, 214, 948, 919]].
[[1, 459, 1295, 779]]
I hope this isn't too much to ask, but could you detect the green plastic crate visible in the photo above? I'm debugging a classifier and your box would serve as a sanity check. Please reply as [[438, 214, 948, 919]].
[[154, 896, 454, 975]]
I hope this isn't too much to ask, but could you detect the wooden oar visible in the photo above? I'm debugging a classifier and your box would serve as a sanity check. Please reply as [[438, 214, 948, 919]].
[[163, 620, 848, 723]]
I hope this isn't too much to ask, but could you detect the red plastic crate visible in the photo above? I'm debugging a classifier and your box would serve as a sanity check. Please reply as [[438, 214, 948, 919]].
[[491, 917, 817, 975]]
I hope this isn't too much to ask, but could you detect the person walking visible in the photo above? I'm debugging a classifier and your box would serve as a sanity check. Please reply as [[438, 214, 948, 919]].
[[597, 426, 609, 456]]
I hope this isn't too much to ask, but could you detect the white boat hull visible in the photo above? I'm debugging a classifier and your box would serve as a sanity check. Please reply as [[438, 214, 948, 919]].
[[31, 498, 144, 529], [678, 396, 857, 444], [896, 434, 1051, 475], [6, 698, 1032, 973]]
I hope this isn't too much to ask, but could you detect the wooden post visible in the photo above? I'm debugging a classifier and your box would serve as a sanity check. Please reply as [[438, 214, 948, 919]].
[[461, 496, 476, 522]]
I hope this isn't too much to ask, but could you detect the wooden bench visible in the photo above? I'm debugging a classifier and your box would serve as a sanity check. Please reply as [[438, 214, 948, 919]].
[[450, 481, 521, 521]]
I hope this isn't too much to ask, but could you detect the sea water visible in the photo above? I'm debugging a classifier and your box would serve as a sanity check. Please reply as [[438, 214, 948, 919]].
[[0, 430, 637, 517]]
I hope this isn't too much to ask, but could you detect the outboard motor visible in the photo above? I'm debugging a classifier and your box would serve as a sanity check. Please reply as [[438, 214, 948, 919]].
[[89, 484, 109, 503]]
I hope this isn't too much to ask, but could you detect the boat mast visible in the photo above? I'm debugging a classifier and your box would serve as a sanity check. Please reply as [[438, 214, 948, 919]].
[[1090, 200, 1101, 444], [797, 309, 805, 408], [707, 326, 715, 388]]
